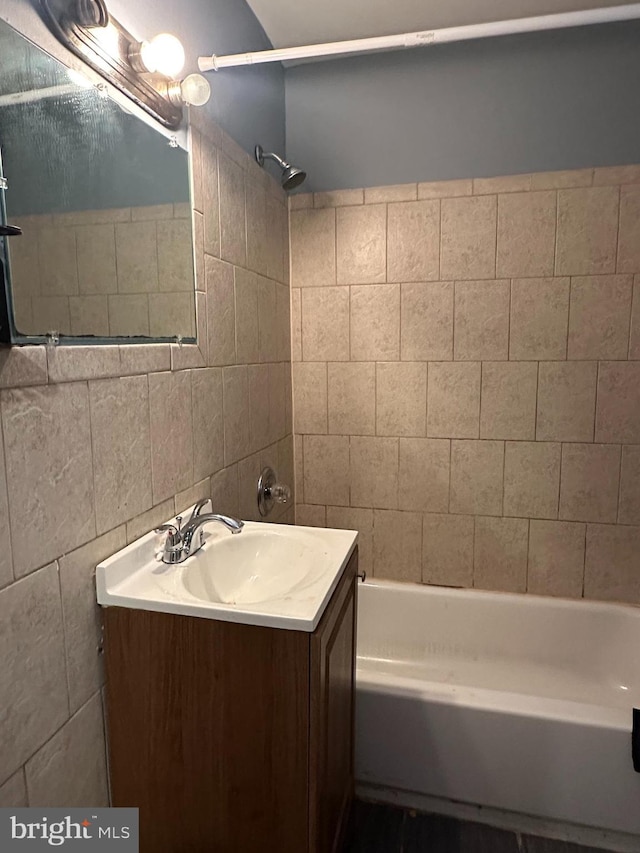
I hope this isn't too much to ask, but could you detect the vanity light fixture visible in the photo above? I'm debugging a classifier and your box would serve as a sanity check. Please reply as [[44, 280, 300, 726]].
[[40, 0, 209, 127]]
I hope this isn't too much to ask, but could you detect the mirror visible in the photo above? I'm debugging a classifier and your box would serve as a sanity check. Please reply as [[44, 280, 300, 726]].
[[0, 18, 196, 344]]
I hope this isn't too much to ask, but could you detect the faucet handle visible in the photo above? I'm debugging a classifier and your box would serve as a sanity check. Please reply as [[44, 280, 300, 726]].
[[271, 483, 291, 504], [257, 467, 291, 517], [154, 523, 181, 546], [186, 498, 211, 527]]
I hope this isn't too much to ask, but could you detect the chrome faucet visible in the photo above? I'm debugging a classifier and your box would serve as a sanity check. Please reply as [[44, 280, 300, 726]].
[[155, 499, 244, 564]]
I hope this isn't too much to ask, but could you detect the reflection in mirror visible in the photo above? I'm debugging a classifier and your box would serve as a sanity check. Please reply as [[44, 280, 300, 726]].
[[0, 18, 196, 343]]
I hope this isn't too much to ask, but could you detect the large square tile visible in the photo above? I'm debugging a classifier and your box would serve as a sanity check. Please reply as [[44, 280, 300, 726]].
[[527, 520, 585, 598], [25, 693, 108, 807], [302, 287, 350, 361], [450, 440, 504, 516], [89, 376, 152, 535], [441, 196, 497, 280], [454, 280, 510, 360], [351, 284, 400, 361], [480, 362, 537, 440], [401, 282, 453, 361], [595, 361, 640, 443], [350, 436, 399, 509], [423, 513, 474, 587], [536, 362, 597, 442], [328, 362, 375, 435], [428, 363, 480, 439], [149, 371, 193, 501], [584, 524, 640, 604], [474, 516, 528, 592], [497, 190, 556, 278], [303, 435, 350, 506], [399, 438, 450, 513], [568, 276, 632, 360], [376, 362, 427, 437], [0, 564, 69, 782], [555, 187, 619, 275], [337, 205, 386, 284], [559, 443, 620, 523], [509, 278, 570, 360], [504, 441, 561, 519], [59, 528, 126, 713], [2, 384, 95, 576], [294, 362, 328, 434], [290, 208, 336, 287], [387, 200, 439, 282], [373, 510, 422, 581]]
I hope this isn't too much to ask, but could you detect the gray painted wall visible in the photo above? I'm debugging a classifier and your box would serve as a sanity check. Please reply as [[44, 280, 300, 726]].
[[285, 21, 640, 192], [0, 0, 284, 159]]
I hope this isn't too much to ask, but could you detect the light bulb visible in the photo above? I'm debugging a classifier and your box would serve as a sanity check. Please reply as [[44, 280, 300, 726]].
[[180, 74, 211, 106], [139, 33, 185, 77]]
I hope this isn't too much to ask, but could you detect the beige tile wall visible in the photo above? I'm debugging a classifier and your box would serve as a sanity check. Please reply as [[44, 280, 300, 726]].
[[9, 203, 196, 339], [290, 164, 640, 605], [0, 110, 293, 806]]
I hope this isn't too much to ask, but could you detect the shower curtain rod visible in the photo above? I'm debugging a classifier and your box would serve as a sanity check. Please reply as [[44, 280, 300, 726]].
[[0, 84, 79, 107], [198, 3, 640, 71]]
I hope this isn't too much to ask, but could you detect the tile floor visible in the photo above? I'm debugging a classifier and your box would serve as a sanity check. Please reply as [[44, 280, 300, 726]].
[[344, 801, 608, 853]]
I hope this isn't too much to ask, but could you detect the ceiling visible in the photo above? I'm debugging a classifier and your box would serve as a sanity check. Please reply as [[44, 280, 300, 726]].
[[245, 0, 639, 48]]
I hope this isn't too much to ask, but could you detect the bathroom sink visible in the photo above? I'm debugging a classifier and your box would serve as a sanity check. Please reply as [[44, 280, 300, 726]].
[[182, 528, 327, 605], [96, 505, 358, 632]]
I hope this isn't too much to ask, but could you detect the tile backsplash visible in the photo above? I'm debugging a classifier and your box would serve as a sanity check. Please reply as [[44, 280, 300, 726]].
[[290, 165, 640, 605], [0, 111, 293, 806]]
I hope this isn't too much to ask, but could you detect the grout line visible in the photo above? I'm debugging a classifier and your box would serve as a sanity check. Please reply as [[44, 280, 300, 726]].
[[524, 518, 531, 593], [615, 184, 622, 274], [471, 515, 477, 588], [0, 390, 16, 583], [334, 206, 338, 286], [565, 276, 573, 360], [553, 189, 560, 278], [558, 441, 566, 523], [593, 361, 600, 442], [616, 443, 624, 524], [501, 439, 506, 517], [581, 522, 588, 598], [86, 379, 99, 538], [492, 193, 498, 278], [54, 559, 72, 718], [630, 276, 638, 359], [625, 273, 634, 359], [554, 439, 562, 522], [478, 360, 483, 439], [385, 202, 389, 284], [534, 361, 540, 441]]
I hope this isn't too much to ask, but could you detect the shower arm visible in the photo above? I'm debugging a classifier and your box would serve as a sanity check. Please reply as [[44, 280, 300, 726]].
[[198, 3, 640, 71], [256, 148, 287, 170]]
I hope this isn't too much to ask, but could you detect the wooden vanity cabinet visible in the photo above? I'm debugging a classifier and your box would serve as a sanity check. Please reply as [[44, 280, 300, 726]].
[[103, 547, 358, 853]]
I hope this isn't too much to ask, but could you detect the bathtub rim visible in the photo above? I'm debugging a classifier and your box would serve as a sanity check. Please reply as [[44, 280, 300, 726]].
[[357, 577, 640, 618]]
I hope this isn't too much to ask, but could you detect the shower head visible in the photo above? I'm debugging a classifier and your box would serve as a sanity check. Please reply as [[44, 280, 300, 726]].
[[255, 144, 307, 191]]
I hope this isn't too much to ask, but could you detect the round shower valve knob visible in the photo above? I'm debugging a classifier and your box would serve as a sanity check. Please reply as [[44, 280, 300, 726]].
[[257, 467, 291, 517]]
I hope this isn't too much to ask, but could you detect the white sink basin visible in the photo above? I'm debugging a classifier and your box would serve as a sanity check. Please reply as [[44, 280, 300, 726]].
[[182, 528, 329, 605], [96, 505, 357, 632]]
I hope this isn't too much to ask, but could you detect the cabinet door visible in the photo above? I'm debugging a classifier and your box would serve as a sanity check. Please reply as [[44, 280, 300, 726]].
[[309, 548, 358, 853]]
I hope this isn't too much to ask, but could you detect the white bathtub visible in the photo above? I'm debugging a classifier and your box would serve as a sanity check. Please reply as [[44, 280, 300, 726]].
[[355, 580, 640, 842]]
